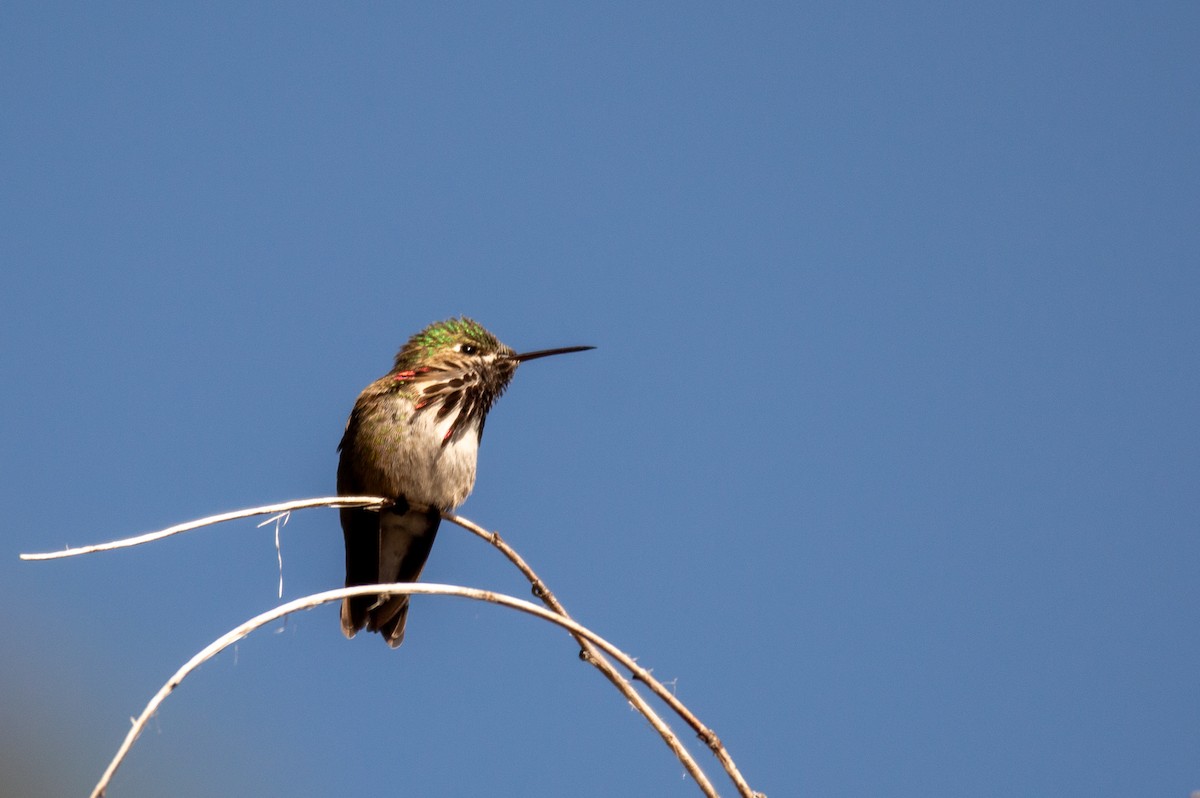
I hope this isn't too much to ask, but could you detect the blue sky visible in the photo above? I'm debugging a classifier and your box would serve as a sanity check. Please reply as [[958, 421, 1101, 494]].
[[3, 3, 1198, 796]]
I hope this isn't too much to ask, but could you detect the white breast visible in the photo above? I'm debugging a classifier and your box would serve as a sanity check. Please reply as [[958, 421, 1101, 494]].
[[377, 405, 480, 510]]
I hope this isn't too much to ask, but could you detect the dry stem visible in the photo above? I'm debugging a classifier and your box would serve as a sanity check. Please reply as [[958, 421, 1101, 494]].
[[90, 584, 697, 797], [445, 513, 759, 798], [19, 497, 386, 560], [22, 498, 761, 798]]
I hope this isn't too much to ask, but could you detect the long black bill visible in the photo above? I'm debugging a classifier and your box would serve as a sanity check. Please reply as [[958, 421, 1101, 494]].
[[511, 345, 595, 363]]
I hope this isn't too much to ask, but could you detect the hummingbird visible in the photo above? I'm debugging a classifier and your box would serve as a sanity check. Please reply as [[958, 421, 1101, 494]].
[[337, 317, 593, 647]]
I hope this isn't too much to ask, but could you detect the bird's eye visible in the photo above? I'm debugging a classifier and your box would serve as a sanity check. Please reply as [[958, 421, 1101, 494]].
[[460, 344, 477, 355]]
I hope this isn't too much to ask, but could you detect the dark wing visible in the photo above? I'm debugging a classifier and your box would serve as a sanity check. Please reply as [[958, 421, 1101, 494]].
[[338, 401, 380, 638]]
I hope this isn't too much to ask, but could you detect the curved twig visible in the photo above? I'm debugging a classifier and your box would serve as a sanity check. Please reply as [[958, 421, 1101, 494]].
[[21, 499, 760, 797], [445, 513, 759, 798], [19, 497, 387, 560], [94, 584, 693, 797]]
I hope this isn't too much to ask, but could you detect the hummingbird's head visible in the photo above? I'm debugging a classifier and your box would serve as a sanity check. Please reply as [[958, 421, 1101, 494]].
[[393, 316, 514, 372], [389, 317, 594, 445], [393, 316, 594, 374]]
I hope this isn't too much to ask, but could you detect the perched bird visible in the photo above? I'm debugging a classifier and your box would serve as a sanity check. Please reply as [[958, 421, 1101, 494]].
[[337, 317, 593, 647]]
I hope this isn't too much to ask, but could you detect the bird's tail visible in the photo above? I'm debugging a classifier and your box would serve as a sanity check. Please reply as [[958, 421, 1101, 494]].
[[341, 501, 440, 648]]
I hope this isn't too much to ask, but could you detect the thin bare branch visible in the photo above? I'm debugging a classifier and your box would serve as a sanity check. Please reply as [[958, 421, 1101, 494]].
[[19, 498, 760, 797], [18, 497, 386, 561], [94, 583, 702, 798], [443, 512, 719, 795], [445, 513, 760, 798]]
